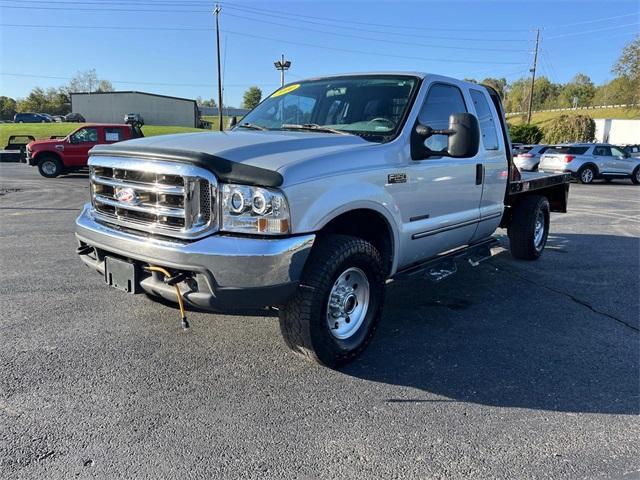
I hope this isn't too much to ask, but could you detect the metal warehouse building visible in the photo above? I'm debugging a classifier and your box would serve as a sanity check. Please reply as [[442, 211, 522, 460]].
[[70, 91, 199, 127]]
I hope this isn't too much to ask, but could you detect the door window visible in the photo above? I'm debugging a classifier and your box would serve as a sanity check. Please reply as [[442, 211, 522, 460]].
[[418, 83, 467, 153], [610, 146, 625, 157], [70, 128, 98, 143], [593, 146, 611, 156], [470, 89, 499, 150]]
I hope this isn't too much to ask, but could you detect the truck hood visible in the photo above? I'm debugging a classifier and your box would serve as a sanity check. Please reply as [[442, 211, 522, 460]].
[[108, 130, 374, 172], [28, 138, 66, 149]]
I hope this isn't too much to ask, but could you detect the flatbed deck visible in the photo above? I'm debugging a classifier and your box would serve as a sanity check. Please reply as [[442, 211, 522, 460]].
[[509, 171, 571, 195]]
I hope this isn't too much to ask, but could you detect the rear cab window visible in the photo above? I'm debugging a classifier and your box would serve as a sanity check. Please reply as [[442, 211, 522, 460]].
[[469, 89, 499, 150], [104, 127, 126, 143]]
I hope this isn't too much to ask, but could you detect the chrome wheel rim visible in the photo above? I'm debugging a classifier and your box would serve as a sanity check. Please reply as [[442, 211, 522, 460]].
[[635, 170, 640, 182], [326, 267, 370, 340], [581, 168, 593, 183], [41, 160, 56, 175], [534, 210, 545, 249]]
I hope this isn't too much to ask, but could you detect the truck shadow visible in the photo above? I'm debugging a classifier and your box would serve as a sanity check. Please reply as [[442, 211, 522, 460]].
[[343, 233, 640, 415]]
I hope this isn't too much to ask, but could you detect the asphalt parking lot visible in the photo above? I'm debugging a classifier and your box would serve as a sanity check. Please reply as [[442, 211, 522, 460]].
[[1, 163, 638, 479]]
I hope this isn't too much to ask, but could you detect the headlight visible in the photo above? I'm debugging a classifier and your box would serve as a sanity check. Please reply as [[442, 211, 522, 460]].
[[220, 184, 290, 235]]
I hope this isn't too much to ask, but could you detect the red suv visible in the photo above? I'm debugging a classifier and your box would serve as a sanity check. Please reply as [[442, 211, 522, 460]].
[[27, 124, 143, 178]]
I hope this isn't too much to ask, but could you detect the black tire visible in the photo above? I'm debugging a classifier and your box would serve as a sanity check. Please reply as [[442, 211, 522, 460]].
[[279, 234, 385, 367], [577, 165, 596, 184], [604, 178, 613, 183], [508, 195, 550, 261], [632, 167, 640, 185], [37, 155, 63, 178]]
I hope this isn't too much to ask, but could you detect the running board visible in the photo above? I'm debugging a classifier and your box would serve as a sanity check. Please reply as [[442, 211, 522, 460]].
[[395, 238, 499, 283]]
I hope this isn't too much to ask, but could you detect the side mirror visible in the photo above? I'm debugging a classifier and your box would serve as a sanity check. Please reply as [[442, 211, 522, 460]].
[[228, 116, 238, 128], [68, 136, 75, 144], [415, 112, 480, 159]]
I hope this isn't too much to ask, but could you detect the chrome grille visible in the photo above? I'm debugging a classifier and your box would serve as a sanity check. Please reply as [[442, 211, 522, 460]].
[[89, 156, 217, 239]]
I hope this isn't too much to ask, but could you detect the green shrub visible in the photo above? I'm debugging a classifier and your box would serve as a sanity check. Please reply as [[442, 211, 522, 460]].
[[543, 114, 595, 144], [508, 123, 543, 144]]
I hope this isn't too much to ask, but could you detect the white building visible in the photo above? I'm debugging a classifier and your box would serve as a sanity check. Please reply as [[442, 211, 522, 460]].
[[70, 91, 199, 127], [594, 119, 640, 144]]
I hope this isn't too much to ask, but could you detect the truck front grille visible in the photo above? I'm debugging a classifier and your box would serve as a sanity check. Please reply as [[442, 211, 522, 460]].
[[89, 156, 217, 239]]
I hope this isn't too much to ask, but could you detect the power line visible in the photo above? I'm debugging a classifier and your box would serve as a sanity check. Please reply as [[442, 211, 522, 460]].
[[222, 11, 529, 53], [0, 24, 529, 65], [542, 12, 639, 29], [545, 23, 640, 40], [0, 0, 534, 43]]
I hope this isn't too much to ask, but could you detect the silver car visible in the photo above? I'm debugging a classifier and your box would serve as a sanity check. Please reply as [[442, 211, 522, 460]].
[[539, 143, 640, 184], [513, 144, 550, 172]]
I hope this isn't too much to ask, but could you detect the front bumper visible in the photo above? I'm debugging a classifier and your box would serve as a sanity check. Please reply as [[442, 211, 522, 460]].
[[75, 203, 315, 311]]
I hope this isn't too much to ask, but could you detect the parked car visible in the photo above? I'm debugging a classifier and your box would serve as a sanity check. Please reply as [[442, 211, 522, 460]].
[[13, 113, 51, 123], [64, 112, 86, 123], [124, 113, 144, 126], [27, 124, 143, 177], [539, 143, 640, 184], [52, 115, 66, 123], [75, 72, 570, 366], [513, 144, 550, 172]]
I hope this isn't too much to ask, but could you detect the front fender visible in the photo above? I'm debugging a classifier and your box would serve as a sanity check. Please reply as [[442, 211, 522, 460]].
[[285, 179, 403, 273]]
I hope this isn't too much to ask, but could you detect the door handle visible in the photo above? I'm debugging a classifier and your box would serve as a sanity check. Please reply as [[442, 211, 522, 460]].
[[475, 163, 484, 185]]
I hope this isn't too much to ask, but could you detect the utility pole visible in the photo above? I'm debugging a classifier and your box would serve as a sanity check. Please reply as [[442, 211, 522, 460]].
[[526, 28, 540, 125], [214, 4, 223, 131], [274, 54, 291, 87]]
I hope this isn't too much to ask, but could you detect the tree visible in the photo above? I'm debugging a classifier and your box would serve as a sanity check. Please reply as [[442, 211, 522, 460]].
[[508, 123, 543, 144], [593, 77, 636, 105], [504, 76, 560, 112], [543, 114, 595, 143], [242, 86, 262, 109], [613, 36, 640, 82], [481, 77, 507, 99], [15, 87, 70, 115], [196, 97, 216, 108], [0, 96, 17, 120], [558, 73, 596, 108], [96, 79, 114, 92]]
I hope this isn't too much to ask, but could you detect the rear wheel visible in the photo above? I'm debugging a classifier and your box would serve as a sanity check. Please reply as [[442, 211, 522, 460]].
[[578, 165, 596, 184], [508, 195, 550, 261], [279, 234, 385, 367], [632, 167, 640, 185], [37, 155, 62, 178]]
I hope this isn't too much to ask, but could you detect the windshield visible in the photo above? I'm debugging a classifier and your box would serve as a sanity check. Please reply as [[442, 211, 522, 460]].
[[238, 75, 419, 141]]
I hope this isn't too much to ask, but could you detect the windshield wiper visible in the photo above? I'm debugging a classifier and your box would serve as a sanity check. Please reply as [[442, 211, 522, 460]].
[[281, 123, 352, 135], [236, 122, 268, 131]]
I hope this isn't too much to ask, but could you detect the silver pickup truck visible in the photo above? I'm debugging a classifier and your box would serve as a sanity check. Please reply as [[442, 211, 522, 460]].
[[76, 73, 570, 366]]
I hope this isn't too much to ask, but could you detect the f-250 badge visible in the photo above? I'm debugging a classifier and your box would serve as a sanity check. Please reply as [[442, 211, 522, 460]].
[[387, 173, 407, 184]]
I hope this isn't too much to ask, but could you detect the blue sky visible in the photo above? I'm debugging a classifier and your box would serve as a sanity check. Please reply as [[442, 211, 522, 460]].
[[0, 0, 638, 107]]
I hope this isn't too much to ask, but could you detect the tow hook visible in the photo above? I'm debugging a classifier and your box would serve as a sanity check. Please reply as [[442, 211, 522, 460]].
[[144, 265, 190, 330], [76, 244, 94, 256]]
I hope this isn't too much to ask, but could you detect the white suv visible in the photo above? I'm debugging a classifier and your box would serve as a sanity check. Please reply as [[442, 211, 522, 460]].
[[539, 143, 640, 184]]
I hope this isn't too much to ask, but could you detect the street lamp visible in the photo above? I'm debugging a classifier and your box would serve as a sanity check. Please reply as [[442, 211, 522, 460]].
[[274, 54, 291, 87]]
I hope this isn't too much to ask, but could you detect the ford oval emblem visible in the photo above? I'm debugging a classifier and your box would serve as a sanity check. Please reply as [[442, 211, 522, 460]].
[[115, 187, 138, 204]]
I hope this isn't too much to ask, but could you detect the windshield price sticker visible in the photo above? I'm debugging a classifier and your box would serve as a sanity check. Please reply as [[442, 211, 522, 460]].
[[272, 84, 301, 97]]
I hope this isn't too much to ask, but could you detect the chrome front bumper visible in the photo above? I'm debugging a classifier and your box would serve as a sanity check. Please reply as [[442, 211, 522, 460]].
[[75, 203, 315, 310]]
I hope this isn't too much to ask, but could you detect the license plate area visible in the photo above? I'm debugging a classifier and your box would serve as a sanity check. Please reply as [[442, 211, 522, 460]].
[[104, 256, 140, 293]]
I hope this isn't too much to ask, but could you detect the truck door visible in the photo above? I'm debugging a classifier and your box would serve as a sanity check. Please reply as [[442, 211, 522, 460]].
[[394, 81, 483, 267], [65, 127, 100, 167], [468, 88, 508, 241]]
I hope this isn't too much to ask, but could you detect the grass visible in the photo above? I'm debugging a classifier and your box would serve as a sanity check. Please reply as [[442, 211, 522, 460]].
[[0, 123, 208, 149], [507, 106, 640, 128]]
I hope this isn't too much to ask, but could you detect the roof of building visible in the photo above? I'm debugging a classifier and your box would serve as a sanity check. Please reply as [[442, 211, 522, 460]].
[[69, 90, 196, 104]]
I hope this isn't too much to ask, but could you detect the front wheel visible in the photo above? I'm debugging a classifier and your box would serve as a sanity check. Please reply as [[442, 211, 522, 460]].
[[632, 167, 640, 185], [279, 234, 385, 367], [37, 156, 63, 178], [508, 195, 550, 260]]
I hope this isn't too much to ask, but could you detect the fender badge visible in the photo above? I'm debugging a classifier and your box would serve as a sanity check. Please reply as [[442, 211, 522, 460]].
[[388, 173, 407, 184]]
